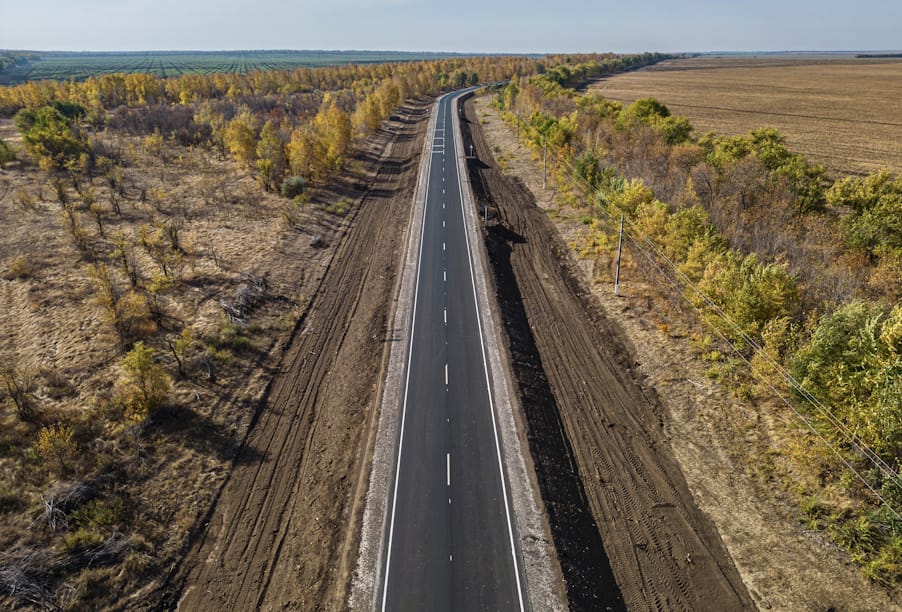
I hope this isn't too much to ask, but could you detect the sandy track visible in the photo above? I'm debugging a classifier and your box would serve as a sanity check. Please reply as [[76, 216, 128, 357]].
[[151, 101, 430, 611], [460, 99, 754, 611]]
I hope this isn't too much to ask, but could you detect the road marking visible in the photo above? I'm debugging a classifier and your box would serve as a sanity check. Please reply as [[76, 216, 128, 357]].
[[444, 363, 448, 386], [443, 270, 446, 282], [446, 453, 450, 486], [442, 242, 446, 252], [443, 220, 446, 228], [444, 308, 447, 325], [452, 93, 527, 612], [381, 92, 441, 612]]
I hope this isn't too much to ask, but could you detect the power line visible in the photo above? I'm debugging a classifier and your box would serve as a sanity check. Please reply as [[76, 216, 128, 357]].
[[506, 125, 902, 517]]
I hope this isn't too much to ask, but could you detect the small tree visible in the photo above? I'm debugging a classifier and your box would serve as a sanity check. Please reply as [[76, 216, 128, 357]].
[[87, 262, 153, 342], [256, 120, 286, 191], [15, 105, 88, 172], [111, 232, 141, 288], [223, 110, 259, 167], [166, 328, 195, 378], [143, 129, 165, 160], [35, 423, 76, 474], [0, 362, 37, 421], [115, 342, 171, 418]]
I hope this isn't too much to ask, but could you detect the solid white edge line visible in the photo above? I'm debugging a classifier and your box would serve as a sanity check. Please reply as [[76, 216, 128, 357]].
[[380, 94, 444, 612], [452, 89, 527, 612]]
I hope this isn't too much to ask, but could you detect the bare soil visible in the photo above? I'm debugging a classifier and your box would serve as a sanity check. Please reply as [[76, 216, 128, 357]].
[[471, 95, 901, 611], [591, 56, 902, 176], [461, 98, 752, 610], [151, 100, 429, 611]]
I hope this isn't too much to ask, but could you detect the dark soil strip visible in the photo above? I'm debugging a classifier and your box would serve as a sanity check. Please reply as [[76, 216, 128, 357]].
[[487, 219, 627, 611], [459, 95, 625, 611], [460, 94, 754, 611]]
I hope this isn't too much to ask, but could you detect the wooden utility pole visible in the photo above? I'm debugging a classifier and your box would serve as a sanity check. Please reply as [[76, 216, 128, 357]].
[[614, 213, 624, 296]]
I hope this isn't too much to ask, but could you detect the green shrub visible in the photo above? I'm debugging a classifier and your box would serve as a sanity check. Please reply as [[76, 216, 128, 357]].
[[828, 171, 902, 260], [323, 197, 352, 216], [0, 138, 14, 168], [791, 302, 902, 461], [63, 528, 104, 552], [6, 256, 33, 279], [205, 322, 254, 360], [70, 497, 126, 529], [280, 175, 306, 199]]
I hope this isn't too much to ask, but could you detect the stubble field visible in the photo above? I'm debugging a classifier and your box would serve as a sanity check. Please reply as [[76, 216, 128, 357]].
[[592, 56, 902, 176]]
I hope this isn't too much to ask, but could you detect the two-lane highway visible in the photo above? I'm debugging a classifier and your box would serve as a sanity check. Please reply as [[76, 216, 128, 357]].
[[380, 91, 525, 611]]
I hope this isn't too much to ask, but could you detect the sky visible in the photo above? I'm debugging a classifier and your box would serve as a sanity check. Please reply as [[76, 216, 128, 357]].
[[1, 0, 900, 54]]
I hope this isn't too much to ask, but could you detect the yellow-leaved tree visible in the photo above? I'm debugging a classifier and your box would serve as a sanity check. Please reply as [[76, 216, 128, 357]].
[[115, 341, 171, 419], [313, 94, 351, 176], [223, 108, 259, 167]]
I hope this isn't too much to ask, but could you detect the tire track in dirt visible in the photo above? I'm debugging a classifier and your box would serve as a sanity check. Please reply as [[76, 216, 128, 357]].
[[149, 101, 430, 611], [460, 98, 754, 611]]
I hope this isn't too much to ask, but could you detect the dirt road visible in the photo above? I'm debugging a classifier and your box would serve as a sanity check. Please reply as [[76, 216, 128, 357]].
[[460, 96, 754, 611], [152, 100, 430, 611]]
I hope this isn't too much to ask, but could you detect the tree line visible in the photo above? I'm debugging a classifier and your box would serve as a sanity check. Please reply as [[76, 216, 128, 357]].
[[493, 72, 901, 585]]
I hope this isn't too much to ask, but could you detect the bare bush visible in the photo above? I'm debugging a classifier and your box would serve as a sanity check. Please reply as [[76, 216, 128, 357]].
[[34, 481, 100, 533], [0, 362, 38, 421], [220, 272, 267, 323], [0, 547, 54, 609]]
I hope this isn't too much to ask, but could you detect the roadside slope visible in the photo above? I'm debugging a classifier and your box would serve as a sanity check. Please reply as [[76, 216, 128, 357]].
[[461, 98, 753, 611], [153, 100, 430, 611]]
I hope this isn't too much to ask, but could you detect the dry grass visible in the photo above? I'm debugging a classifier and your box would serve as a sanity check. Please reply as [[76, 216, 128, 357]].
[[0, 120, 345, 608], [592, 56, 902, 176]]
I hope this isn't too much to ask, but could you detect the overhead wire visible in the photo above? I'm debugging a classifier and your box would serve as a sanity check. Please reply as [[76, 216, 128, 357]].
[[506, 108, 900, 517]]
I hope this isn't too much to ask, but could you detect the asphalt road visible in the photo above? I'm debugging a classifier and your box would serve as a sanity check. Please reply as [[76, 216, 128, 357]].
[[380, 91, 525, 611]]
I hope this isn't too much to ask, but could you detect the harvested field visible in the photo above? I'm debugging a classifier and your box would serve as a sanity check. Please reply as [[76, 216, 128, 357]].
[[461, 97, 753, 611], [591, 56, 902, 176]]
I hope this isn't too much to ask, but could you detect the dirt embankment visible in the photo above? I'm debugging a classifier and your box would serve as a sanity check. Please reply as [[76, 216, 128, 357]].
[[149, 100, 430, 611], [471, 93, 902, 611], [460, 97, 753, 611]]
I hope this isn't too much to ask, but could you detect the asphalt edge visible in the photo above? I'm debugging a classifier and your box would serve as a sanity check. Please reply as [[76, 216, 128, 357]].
[[452, 92, 564, 612], [348, 96, 439, 612]]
